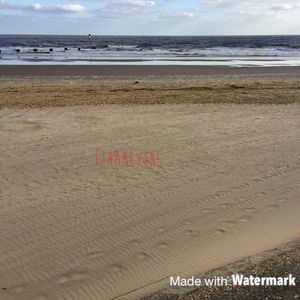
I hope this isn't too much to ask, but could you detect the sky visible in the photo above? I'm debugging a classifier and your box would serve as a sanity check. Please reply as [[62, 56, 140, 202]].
[[0, 0, 300, 35]]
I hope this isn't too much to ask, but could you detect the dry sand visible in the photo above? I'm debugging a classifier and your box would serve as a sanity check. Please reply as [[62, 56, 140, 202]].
[[144, 241, 300, 300], [1, 101, 300, 299]]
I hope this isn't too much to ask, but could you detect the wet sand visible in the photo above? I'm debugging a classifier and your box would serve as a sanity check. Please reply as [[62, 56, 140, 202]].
[[1, 65, 300, 78]]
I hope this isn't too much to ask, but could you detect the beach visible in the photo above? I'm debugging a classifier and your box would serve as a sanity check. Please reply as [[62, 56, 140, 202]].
[[0, 66, 300, 300], [1, 66, 300, 109], [1, 65, 300, 78]]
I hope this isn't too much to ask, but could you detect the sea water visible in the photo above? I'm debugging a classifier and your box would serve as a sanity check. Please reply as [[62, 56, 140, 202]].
[[1, 35, 300, 66]]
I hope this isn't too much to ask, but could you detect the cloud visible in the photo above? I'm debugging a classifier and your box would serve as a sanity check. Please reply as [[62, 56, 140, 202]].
[[202, 0, 300, 18], [270, 3, 296, 11], [116, 0, 156, 9], [204, 0, 300, 9], [1, 0, 300, 34], [93, 0, 194, 21], [94, 0, 156, 18], [0, 1, 87, 13], [31, 3, 87, 13], [158, 11, 194, 19]]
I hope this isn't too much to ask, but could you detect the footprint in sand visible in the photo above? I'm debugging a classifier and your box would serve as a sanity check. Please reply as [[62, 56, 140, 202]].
[[183, 220, 192, 226], [266, 204, 279, 212], [26, 181, 43, 189], [109, 264, 123, 274], [214, 229, 227, 235], [10, 285, 26, 293], [136, 252, 149, 260], [220, 220, 237, 228], [56, 272, 88, 285], [128, 239, 141, 248], [0, 119, 45, 131], [239, 215, 253, 223], [245, 207, 258, 214], [157, 227, 165, 233], [184, 229, 194, 236], [278, 198, 289, 204], [255, 192, 267, 199], [86, 250, 104, 259], [220, 203, 229, 209], [56, 275, 70, 284], [157, 242, 169, 250], [202, 208, 213, 214], [35, 295, 48, 300]]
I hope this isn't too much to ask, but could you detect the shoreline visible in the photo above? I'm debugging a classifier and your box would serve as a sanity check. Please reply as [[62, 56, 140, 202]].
[[1, 65, 300, 78]]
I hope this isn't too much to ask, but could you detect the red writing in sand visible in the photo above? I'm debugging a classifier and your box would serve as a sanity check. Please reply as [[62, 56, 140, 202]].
[[96, 149, 163, 169]]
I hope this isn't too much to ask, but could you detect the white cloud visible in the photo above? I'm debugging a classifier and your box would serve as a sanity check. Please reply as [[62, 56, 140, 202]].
[[0, 0, 7, 7], [271, 3, 295, 11], [95, 0, 156, 18], [116, 0, 156, 9], [1, 1, 87, 13], [59, 4, 87, 13], [203, 0, 300, 18], [178, 12, 194, 18], [32, 3, 86, 13], [32, 3, 42, 10], [159, 11, 194, 19]]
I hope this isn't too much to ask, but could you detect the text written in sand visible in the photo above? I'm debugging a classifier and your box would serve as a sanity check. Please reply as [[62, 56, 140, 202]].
[[96, 149, 163, 169]]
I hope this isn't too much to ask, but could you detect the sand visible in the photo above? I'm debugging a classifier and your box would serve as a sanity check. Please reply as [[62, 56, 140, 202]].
[[1, 77, 300, 109], [1, 100, 300, 300], [1, 65, 300, 77], [145, 241, 300, 299]]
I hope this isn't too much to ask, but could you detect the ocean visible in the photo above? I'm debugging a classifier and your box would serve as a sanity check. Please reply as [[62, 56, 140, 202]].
[[1, 35, 300, 66]]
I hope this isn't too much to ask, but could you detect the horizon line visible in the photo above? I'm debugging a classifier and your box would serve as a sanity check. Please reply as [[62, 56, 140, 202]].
[[1, 33, 300, 37]]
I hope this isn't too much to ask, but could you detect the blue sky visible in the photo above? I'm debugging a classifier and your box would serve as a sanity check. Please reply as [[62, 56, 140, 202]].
[[0, 0, 300, 35]]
